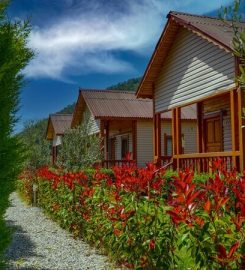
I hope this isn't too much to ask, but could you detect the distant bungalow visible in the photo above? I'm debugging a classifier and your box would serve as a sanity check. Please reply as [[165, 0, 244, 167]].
[[46, 114, 72, 164], [72, 89, 197, 167]]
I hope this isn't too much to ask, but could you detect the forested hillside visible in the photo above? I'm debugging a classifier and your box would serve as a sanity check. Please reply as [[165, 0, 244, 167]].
[[45, 77, 141, 115]]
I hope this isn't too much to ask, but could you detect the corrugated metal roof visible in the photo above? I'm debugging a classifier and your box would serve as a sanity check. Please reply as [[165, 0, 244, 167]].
[[137, 11, 245, 98], [170, 11, 245, 51], [79, 89, 196, 120], [50, 114, 73, 135]]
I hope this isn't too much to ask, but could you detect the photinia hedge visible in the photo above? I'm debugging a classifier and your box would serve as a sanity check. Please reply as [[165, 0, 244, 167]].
[[19, 161, 244, 269]]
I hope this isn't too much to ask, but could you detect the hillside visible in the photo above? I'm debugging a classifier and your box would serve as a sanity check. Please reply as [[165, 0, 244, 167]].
[[55, 77, 141, 114], [19, 78, 141, 156]]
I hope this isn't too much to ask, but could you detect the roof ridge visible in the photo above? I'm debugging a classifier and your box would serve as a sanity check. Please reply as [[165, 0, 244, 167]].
[[85, 96, 151, 101], [169, 10, 245, 27], [51, 114, 73, 116], [79, 88, 135, 95], [169, 10, 226, 21]]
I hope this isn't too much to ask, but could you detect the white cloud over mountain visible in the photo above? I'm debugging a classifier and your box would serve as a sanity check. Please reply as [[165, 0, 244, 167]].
[[24, 0, 232, 81]]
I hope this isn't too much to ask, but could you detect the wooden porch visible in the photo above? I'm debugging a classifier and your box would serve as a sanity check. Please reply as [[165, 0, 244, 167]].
[[100, 119, 137, 168], [154, 88, 245, 172]]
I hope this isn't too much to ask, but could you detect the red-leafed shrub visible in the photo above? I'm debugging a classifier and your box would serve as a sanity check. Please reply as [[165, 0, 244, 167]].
[[18, 162, 245, 269]]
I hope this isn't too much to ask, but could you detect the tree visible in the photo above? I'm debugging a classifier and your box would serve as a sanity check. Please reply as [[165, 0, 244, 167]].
[[20, 119, 51, 170], [57, 114, 102, 171], [220, 0, 245, 128], [0, 0, 33, 266]]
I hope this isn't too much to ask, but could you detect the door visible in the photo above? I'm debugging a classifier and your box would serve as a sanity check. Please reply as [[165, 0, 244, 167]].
[[204, 116, 222, 152], [121, 136, 129, 159]]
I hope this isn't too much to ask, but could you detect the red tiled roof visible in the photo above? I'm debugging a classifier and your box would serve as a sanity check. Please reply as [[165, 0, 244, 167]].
[[46, 114, 72, 140], [78, 89, 196, 120]]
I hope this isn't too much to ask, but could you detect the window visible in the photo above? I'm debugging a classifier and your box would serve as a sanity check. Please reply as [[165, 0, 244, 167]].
[[109, 138, 116, 160], [164, 134, 185, 156], [121, 136, 129, 159], [164, 134, 172, 156]]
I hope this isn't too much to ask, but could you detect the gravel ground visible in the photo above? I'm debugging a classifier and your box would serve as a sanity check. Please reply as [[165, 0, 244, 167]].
[[4, 192, 114, 270]]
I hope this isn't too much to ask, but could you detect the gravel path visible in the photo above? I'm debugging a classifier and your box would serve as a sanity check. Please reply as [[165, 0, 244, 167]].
[[4, 192, 114, 270]]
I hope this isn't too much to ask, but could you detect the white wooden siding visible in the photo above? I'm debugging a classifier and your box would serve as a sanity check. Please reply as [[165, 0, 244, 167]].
[[53, 135, 62, 146], [136, 120, 197, 167], [114, 133, 132, 160], [83, 105, 100, 134], [155, 28, 235, 112], [137, 121, 154, 167], [161, 121, 197, 154]]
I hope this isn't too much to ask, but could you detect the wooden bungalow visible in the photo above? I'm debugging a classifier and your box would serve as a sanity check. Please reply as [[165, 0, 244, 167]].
[[46, 114, 73, 164], [71, 89, 197, 167], [136, 11, 245, 172]]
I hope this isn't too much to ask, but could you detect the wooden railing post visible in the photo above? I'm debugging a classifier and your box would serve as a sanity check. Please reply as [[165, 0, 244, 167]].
[[132, 120, 137, 163], [238, 87, 245, 171], [154, 112, 161, 166], [172, 109, 177, 170], [197, 102, 204, 172], [230, 89, 239, 169], [176, 107, 182, 170]]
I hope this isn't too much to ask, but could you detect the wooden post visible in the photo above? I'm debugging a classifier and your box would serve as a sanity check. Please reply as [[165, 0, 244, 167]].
[[172, 109, 177, 169], [105, 121, 109, 160], [132, 120, 137, 163], [100, 120, 105, 164], [230, 90, 239, 168], [153, 113, 161, 166], [156, 113, 161, 165], [197, 102, 204, 153], [238, 87, 245, 171], [197, 102, 204, 172], [175, 107, 182, 169]]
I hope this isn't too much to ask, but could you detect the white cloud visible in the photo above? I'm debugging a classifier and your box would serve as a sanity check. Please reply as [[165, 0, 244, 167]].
[[25, 0, 232, 81]]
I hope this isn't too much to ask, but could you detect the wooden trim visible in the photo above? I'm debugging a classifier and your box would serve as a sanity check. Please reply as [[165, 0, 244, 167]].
[[197, 102, 203, 153], [136, 19, 177, 98], [132, 120, 137, 162], [203, 110, 227, 119], [176, 107, 182, 169], [171, 15, 232, 53], [230, 90, 239, 167], [99, 120, 105, 160], [238, 87, 245, 171], [155, 87, 236, 115], [95, 116, 153, 121], [173, 151, 240, 159], [171, 109, 177, 169], [157, 113, 161, 160], [105, 121, 109, 160]]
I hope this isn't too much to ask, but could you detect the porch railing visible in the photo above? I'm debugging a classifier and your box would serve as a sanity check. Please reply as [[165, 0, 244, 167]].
[[101, 159, 136, 168], [159, 156, 173, 167], [173, 151, 240, 173]]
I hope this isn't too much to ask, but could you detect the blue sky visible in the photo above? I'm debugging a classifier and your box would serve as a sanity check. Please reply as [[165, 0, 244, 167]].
[[8, 0, 233, 132]]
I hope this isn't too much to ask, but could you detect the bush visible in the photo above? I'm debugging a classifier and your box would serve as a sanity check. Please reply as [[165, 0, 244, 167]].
[[18, 162, 244, 269], [57, 114, 102, 171], [0, 1, 33, 267]]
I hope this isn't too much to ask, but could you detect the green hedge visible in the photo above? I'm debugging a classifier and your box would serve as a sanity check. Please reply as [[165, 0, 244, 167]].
[[18, 165, 244, 269]]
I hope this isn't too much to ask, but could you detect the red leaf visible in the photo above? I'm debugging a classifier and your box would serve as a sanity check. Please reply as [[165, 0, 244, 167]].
[[218, 245, 227, 259], [228, 241, 240, 258], [204, 199, 211, 213]]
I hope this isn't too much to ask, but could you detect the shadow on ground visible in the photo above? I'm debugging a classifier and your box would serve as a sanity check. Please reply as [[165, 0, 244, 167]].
[[4, 220, 44, 270]]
